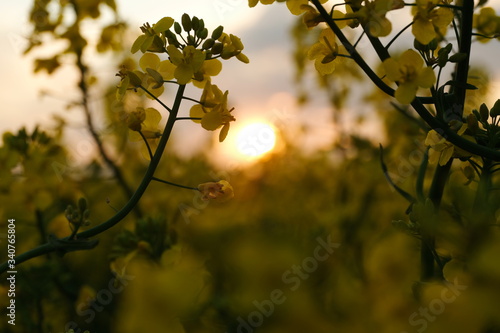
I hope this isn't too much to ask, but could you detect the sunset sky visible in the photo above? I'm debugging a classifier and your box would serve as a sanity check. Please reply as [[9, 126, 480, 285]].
[[2, 1, 500, 165]]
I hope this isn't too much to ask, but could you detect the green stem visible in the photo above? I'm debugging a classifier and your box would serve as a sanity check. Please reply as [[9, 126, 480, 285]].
[[176, 117, 202, 121], [452, 0, 473, 115], [385, 21, 413, 51], [421, 160, 453, 281], [139, 86, 172, 112], [473, 158, 492, 212], [139, 130, 154, 160], [411, 99, 500, 161], [182, 96, 202, 104], [0, 85, 187, 274], [152, 177, 199, 191]]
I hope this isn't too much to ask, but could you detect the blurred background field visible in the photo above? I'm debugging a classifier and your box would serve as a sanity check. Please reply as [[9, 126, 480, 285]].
[[2, 1, 500, 333]]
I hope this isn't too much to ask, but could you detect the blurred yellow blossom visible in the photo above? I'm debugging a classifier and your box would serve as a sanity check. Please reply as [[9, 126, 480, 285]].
[[125, 108, 146, 132], [308, 28, 345, 76], [190, 83, 235, 142], [192, 59, 222, 88], [167, 45, 206, 84], [218, 33, 249, 63], [139, 53, 175, 87], [425, 123, 475, 166], [128, 107, 162, 159], [383, 49, 436, 104], [412, 0, 454, 45], [352, 0, 404, 37], [474, 7, 500, 43], [198, 180, 234, 202], [248, 0, 328, 16]]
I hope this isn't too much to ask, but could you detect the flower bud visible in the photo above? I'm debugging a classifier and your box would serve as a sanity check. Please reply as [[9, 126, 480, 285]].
[[490, 99, 500, 117], [174, 22, 182, 34], [479, 103, 489, 122], [192, 16, 200, 31], [181, 13, 192, 32], [466, 113, 478, 134], [202, 38, 215, 50], [78, 197, 87, 211], [211, 25, 224, 40]]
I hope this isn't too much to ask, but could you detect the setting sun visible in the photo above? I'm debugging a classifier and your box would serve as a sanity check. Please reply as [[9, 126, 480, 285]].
[[235, 122, 277, 158]]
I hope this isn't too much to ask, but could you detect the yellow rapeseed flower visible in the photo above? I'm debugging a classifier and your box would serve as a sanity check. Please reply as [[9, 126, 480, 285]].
[[383, 49, 436, 104], [167, 45, 206, 84], [412, 0, 454, 45], [190, 83, 236, 142], [198, 180, 234, 202], [307, 28, 344, 76]]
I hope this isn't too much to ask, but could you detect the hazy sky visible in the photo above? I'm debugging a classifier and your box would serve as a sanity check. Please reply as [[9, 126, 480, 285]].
[[2, 1, 500, 165]]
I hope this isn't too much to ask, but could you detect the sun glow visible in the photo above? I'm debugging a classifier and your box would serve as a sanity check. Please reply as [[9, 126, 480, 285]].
[[235, 122, 277, 158]]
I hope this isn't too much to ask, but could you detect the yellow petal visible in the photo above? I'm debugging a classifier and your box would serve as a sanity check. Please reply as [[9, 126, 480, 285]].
[[174, 64, 194, 84], [167, 45, 183, 65], [368, 17, 392, 37], [416, 67, 436, 88], [308, 43, 327, 60], [158, 60, 176, 81], [314, 58, 335, 75], [428, 148, 440, 164], [319, 28, 336, 47], [201, 111, 223, 131], [248, 0, 259, 7], [400, 49, 424, 69], [236, 53, 250, 64], [382, 58, 401, 81], [203, 59, 222, 76], [189, 105, 204, 123], [395, 82, 418, 104], [424, 130, 443, 146], [286, 0, 307, 15], [219, 123, 230, 142], [153, 17, 174, 33], [144, 107, 162, 129], [412, 19, 436, 45], [439, 145, 454, 166], [433, 7, 454, 29]]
